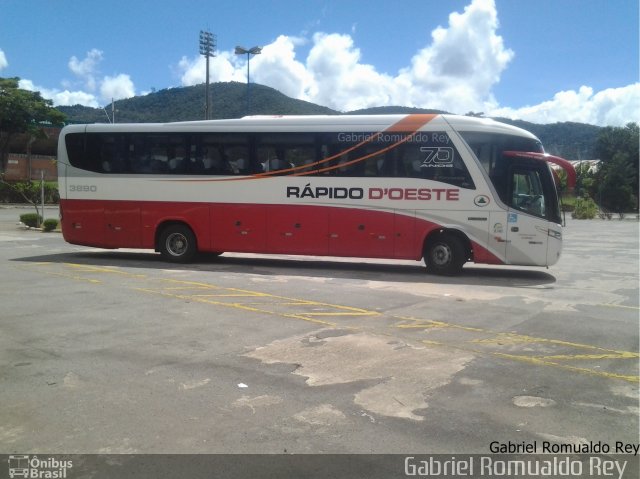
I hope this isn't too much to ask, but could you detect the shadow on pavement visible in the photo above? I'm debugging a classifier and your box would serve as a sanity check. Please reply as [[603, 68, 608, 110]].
[[12, 249, 557, 288]]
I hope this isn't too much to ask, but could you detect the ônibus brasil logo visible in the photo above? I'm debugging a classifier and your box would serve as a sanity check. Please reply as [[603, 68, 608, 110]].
[[8, 455, 73, 478]]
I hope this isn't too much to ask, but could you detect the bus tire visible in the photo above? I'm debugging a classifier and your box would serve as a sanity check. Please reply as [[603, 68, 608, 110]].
[[424, 233, 465, 276], [158, 224, 197, 263]]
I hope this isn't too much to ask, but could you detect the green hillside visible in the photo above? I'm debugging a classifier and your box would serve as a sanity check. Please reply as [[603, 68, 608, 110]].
[[58, 82, 336, 123]]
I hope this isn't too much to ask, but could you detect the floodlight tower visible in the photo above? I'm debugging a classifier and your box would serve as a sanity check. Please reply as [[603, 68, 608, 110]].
[[199, 30, 217, 120], [234, 46, 262, 116]]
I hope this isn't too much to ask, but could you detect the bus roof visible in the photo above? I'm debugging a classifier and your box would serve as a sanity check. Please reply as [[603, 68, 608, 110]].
[[67, 114, 538, 140]]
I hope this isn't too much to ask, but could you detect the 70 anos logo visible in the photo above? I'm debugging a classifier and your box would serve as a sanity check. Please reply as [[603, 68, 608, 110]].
[[419, 147, 454, 168]]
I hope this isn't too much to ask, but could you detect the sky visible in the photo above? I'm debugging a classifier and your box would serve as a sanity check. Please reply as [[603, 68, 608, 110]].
[[0, 0, 638, 126]]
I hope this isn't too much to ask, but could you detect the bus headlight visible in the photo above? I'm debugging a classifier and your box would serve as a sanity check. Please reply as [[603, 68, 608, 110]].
[[548, 228, 562, 240]]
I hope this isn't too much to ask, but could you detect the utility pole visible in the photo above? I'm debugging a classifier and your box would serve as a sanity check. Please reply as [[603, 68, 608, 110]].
[[199, 30, 217, 120]]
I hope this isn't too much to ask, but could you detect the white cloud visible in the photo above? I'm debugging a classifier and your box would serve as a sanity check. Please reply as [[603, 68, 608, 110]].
[[68, 48, 103, 91], [252, 35, 314, 100], [177, 51, 242, 86], [12, 0, 634, 125], [175, 0, 515, 114], [0, 49, 7, 71], [488, 84, 640, 126], [51, 90, 100, 108], [306, 32, 395, 110], [18, 49, 136, 107], [100, 73, 135, 102], [395, 0, 513, 112], [19, 78, 99, 107]]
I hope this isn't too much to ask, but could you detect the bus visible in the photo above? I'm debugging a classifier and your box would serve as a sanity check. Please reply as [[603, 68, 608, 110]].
[[57, 114, 575, 275]]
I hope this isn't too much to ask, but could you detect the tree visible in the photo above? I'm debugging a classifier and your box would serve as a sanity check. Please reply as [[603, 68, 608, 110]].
[[594, 123, 639, 211], [0, 77, 66, 172], [597, 152, 638, 212]]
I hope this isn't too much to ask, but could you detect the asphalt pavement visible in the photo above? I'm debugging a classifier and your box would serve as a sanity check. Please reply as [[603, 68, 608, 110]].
[[0, 205, 638, 475]]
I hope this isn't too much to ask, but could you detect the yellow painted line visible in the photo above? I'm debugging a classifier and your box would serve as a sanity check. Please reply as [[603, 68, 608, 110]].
[[158, 278, 221, 288], [396, 323, 446, 329], [134, 288, 337, 327], [161, 286, 221, 291], [43, 262, 636, 383], [18, 263, 102, 284], [535, 352, 639, 361], [491, 352, 639, 383], [396, 316, 635, 358], [273, 301, 321, 306], [64, 263, 146, 278], [419, 339, 639, 383], [598, 303, 640, 310], [470, 332, 629, 354], [394, 316, 485, 333], [158, 278, 379, 317], [41, 270, 102, 284], [189, 293, 265, 298]]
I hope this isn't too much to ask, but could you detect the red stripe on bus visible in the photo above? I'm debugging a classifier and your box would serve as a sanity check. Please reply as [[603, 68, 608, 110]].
[[63, 199, 500, 264]]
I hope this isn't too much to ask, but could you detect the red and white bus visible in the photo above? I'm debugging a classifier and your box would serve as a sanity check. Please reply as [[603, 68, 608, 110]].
[[57, 114, 575, 275]]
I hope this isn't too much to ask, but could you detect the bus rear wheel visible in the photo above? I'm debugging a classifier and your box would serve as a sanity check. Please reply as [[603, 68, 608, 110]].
[[158, 224, 197, 263], [424, 233, 466, 276]]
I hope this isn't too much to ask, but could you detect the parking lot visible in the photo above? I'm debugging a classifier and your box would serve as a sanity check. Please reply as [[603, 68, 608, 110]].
[[0, 205, 638, 457]]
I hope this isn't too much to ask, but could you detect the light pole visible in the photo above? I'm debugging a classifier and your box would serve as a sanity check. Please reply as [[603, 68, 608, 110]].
[[199, 30, 217, 120], [234, 46, 262, 116]]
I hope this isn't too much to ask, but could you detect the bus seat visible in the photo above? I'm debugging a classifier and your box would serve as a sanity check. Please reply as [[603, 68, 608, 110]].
[[236, 158, 250, 174], [268, 158, 289, 171]]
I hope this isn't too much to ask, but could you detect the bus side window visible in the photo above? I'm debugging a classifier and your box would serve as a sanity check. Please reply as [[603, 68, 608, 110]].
[[65, 133, 87, 170], [84, 133, 128, 173], [286, 145, 316, 174], [202, 147, 229, 174], [401, 134, 475, 189], [226, 145, 251, 175]]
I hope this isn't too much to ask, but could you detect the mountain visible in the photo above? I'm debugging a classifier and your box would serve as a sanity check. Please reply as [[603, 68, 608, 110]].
[[57, 82, 336, 123], [56, 82, 602, 160], [493, 118, 602, 160], [348, 106, 450, 115]]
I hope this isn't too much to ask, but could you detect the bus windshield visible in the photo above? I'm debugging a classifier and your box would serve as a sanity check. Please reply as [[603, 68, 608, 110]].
[[459, 131, 561, 224]]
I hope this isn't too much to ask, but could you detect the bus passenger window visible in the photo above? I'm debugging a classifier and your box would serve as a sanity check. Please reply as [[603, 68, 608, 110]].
[[200, 147, 229, 174], [195, 134, 250, 175], [226, 146, 251, 174], [83, 133, 128, 173], [401, 134, 475, 189]]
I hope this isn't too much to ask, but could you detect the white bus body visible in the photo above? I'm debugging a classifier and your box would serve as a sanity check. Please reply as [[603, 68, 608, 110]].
[[57, 114, 575, 275]]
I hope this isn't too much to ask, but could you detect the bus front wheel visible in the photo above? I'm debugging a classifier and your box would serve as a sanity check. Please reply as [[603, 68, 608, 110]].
[[424, 233, 465, 276], [158, 224, 197, 263]]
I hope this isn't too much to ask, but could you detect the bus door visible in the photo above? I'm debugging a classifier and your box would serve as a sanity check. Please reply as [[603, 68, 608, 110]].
[[505, 166, 549, 266]]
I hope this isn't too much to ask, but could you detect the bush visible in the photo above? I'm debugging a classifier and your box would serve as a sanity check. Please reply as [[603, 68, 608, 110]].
[[571, 197, 598, 219], [0, 181, 59, 204], [43, 218, 59, 232], [19, 213, 42, 228]]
